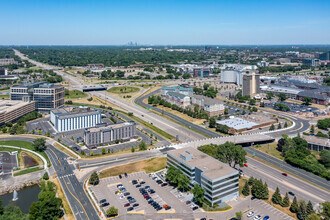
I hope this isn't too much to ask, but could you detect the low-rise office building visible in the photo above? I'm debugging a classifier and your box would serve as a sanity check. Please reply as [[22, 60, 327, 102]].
[[301, 135, 330, 151], [84, 121, 136, 147], [167, 147, 239, 206], [11, 82, 65, 111], [50, 107, 101, 132], [191, 95, 225, 116], [0, 100, 35, 126]]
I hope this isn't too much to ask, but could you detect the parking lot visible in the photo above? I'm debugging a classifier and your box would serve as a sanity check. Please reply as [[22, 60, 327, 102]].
[[0, 151, 18, 179], [90, 171, 198, 217], [264, 101, 318, 113]]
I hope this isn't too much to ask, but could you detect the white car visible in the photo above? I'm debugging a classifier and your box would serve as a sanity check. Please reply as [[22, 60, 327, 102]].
[[254, 215, 261, 220], [119, 196, 125, 200], [247, 211, 254, 217]]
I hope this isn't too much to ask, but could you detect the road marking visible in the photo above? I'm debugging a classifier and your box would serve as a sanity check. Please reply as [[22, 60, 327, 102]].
[[48, 148, 62, 166]]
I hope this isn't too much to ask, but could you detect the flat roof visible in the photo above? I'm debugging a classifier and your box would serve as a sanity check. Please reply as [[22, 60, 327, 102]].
[[217, 117, 259, 130], [168, 147, 237, 180], [162, 86, 193, 91], [166, 91, 189, 99], [88, 121, 135, 132], [193, 95, 223, 105], [302, 135, 330, 147], [0, 100, 35, 113], [52, 107, 100, 119], [13, 82, 62, 89]]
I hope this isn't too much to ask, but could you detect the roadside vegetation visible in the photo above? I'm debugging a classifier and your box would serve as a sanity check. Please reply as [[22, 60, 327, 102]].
[[64, 89, 88, 99], [107, 86, 140, 94]]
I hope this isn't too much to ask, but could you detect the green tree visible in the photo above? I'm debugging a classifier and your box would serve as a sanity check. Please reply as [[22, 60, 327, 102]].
[[106, 206, 118, 217], [0, 203, 28, 219], [271, 187, 282, 205], [319, 150, 330, 168], [6, 122, 12, 127], [319, 201, 330, 220], [282, 193, 290, 207], [1, 127, 7, 133], [224, 107, 228, 115], [33, 138, 47, 152], [192, 184, 205, 206], [317, 118, 330, 130], [248, 176, 255, 186], [284, 122, 288, 128], [262, 182, 269, 200], [278, 93, 287, 101], [43, 172, 49, 180], [102, 148, 106, 155], [235, 211, 243, 220], [0, 199, 3, 215], [139, 141, 147, 151], [266, 92, 274, 100], [269, 124, 275, 131], [306, 201, 314, 216], [302, 97, 312, 105], [242, 181, 250, 196], [131, 146, 135, 153], [177, 174, 189, 192], [290, 196, 299, 213], [89, 171, 99, 185], [297, 200, 307, 220], [310, 125, 315, 134], [249, 99, 256, 105], [305, 213, 321, 220], [242, 110, 246, 115], [251, 179, 265, 199], [209, 116, 216, 128]]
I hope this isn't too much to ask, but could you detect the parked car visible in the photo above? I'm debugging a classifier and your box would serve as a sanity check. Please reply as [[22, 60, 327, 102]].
[[163, 204, 169, 208], [124, 192, 130, 196], [186, 201, 191, 205], [254, 215, 261, 220], [161, 183, 168, 187], [282, 172, 287, 176], [140, 181, 145, 184], [149, 189, 155, 194], [129, 198, 136, 203], [192, 206, 199, 211], [145, 186, 150, 189], [289, 191, 295, 196], [247, 211, 254, 217], [124, 172, 128, 177], [136, 184, 141, 188], [119, 196, 125, 200], [115, 190, 121, 194], [133, 203, 139, 207], [263, 216, 269, 220], [101, 202, 110, 207], [120, 188, 127, 192], [132, 180, 138, 185], [119, 174, 122, 179], [156, 180, 163, 184], [127, 196, 132, 200], [165, 206, 171, 210], [124, 203, 130, 207], [117, 184, 123, 188], [99, 199, 106, 204], [127, 207, 133, 211]]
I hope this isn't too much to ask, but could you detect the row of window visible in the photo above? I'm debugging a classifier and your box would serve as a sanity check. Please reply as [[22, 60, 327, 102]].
[[201, 174, 239, 187]]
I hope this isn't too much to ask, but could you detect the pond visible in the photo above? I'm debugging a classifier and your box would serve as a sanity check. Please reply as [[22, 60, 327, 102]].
[[0, 185, 40, 213]]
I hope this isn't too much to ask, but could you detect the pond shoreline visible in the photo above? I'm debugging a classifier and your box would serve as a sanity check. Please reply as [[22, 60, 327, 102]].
[[0, 179, 41, 196]]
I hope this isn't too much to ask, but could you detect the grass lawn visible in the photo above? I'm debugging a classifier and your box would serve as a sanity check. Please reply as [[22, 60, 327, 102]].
[[99, 157, 167, 178], [253, 142, 284, 160], [65, 90, 88, 99], [0, 94, 9, 99], [13, 166, 43, 176], [107, 86, 140, 94], [0, 140, 51, 167]]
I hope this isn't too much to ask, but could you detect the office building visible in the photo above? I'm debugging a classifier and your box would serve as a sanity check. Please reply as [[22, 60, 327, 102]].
[[10, 82, 64, 111], [0, 58, 18, 66], [301, 135, 330, 151], [0, 100, 35, 126], [319, 51, 330, 61], [193, 68, 212, 77], [242, 72, 260, 96], [84, 121, 136, 147], [164, 92, 191, 109], [220, 70, 243, 85], [161, 86, 193, 97], [50, 107, 101, 132], [302, 59, 319, 66], [257, 60, 270, 67], [0, 68, 8, 76], [167, 147, 239, 206], [191, 95, 225, 116]]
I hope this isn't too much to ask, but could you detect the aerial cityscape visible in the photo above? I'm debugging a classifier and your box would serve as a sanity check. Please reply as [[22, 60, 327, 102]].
[[0, 1, 329, 220]]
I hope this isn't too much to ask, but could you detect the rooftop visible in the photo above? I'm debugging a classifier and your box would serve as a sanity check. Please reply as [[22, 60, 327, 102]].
[[51, 107, 100, 119], [302, 135, 330, 147], [0, 100, 35, 113], [88, 121, 135, 132], [162, 86, 193, 91], [216, 117, 259, 130], [167, 91, 189, 99], [168, 147, 237, 180], [193, 94, 223, 105], [13, 81, 62, 89]]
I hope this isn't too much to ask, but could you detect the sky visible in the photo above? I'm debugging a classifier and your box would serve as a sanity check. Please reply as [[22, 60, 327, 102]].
[[1, 0, 330, 45]]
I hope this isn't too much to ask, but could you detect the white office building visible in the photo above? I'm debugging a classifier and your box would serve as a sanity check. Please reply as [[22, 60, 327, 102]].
[[50, 107, 101, 132]]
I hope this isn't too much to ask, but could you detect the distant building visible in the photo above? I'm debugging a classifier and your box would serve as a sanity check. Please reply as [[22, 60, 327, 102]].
[[220, 70, 243, 85], [257, 61, 270, 67], [260, 85, 302, 99], [167, 147, 239, 206], [191, 95, 225, 116], [84, 121, 136, 147], [0, 68, 8, 76], [161, 86, 193, 97], [50, 107, 101, 132], [0, 58, 18, 66], [319, 51, 330, 61], [10, 82, 64, 111], [193, 68, 212, 77], [242, 72, 260, 96], [0, 100, 35, 126], [301, 135, 329, 151], [302, 59, 319, 66], [164, 92, 191, 109]]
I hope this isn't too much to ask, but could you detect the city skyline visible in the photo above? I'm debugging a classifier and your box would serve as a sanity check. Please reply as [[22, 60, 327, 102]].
[[1, 0, 330, 45]]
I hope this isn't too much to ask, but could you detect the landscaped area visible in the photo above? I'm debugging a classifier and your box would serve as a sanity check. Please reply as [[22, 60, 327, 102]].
[[99, 157, 167, 178], [65, 89, 88, 99], [107, 86, 140, 94], [253, 142, 284, 160]]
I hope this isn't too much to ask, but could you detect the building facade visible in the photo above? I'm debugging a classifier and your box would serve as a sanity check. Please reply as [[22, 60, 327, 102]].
[[242, 72, 260, 96], [50, 107, 101, 132], [164, 92, 191, 109], [0, 100, 35, 126], [191, 95, 224, 116], [319, 51, 330, 61], [10, 82, 65, 111], [220, 70, 243, 85], [0, 68, 8, 76], [161, 86, 193, 97], [84, 121, 136, 147], [302, 135, 329, 151], [167, 147, 239, 206], [193, 68, 212, 77]]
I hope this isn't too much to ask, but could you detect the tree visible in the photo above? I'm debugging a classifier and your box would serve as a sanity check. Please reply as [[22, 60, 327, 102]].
[[224, 107, 228, 115], [33, 138, 47, 152], [106, 206, 118, 217], [6, 122, 12, 127], [290, 196, 299, 213], [249, 99, 256, 105], [269, 124, 275, 131], [277, 123, 282, 129], [319, 201, 330, 220], [1, 127, 7, 133], [297, 200, 307, 220], [251, 179, 268, 199], [262, 182, 269, 200], [266, 92, 274, 100], [0, 199, 3, 215], [310, 125, 315, 134], [271, 187, 282, 205], [1, 203, 28, 219], [242, 181, 250, 196], [242, 110, 246, 115], [317, 118, 330, 130], [282, 193, 290, 207], [43, 172, 49, 180], [102, 148, 106, 155], [235, 211, 243, 220], [89, 171, 99, 185], [278, 93, 287, 101], [248, 176, 255, 186], [192, 184, 205, 206], [302, 97, 312, 105], [305, 213, 321, 220], [177, 174, 189, 192], [284, 122, 288, 128], [139, 141, 147, 151], [131, 146, 135, 153], [306, 201, 314, 216], [319, 150, 330, 168], [209, 116, 216, 128]]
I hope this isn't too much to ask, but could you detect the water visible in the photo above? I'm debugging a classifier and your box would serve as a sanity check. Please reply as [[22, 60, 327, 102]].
[[0, 185, 40, 213]]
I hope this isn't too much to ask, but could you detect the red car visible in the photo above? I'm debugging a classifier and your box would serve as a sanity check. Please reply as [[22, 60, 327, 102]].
[[282, 173, 288, 176], [243, 163, 248, 167], [124, 203, 130, 207], [144, 194, 149, 198]]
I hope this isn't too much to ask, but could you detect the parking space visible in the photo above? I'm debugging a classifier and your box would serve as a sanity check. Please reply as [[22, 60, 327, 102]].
[[0, 151, 18, 179], [247, 199, 294, 220], [264, 101, 318, 113], [90, 171, 192, 217]]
